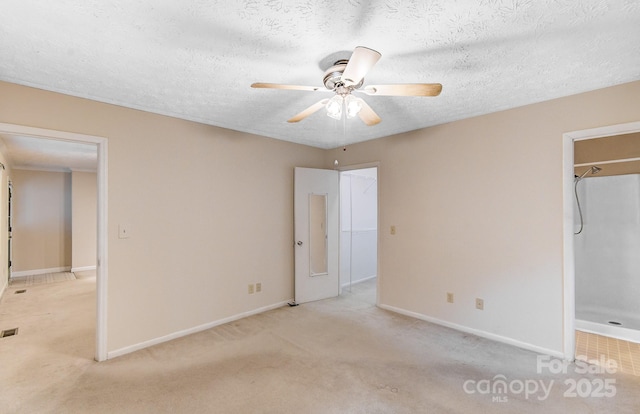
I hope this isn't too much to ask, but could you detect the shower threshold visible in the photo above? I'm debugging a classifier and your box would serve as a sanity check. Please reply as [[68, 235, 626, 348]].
[[576, 319, 640, 344]]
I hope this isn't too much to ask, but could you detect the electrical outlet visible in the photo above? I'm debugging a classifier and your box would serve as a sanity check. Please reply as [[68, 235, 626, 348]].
[[390, 225, 396, 235], [256, 283, 262, 293], [248, 284, 255, 294], [447, 292, 454, 303], [476, 298, 484, 310]]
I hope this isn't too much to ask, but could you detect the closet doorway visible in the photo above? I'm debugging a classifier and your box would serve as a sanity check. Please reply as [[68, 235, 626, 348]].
[[339, 166, 378, 304]]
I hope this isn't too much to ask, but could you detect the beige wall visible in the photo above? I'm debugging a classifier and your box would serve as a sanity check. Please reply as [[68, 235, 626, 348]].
[[11, 169, 72, 274], [0, 81, 325, 352], [72, 171, 97, 271], [325, 81, 640, 354], [2, 78, 639, 357]]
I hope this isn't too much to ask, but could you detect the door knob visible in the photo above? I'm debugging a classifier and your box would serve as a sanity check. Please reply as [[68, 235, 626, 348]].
[[297, 241, 303, 246]]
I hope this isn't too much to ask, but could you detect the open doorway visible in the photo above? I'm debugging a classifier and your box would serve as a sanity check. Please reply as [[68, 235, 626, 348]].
[[0, 123, 107, 361], [339, 166, 378, 305], [563, 121, 640, 365]]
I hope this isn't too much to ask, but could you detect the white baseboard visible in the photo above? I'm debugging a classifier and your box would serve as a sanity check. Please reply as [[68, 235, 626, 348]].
[[11, 266, 72, 278], [341, 274, 376, 289], [108, 300, 293, 360], [71, 265, 97, 272], [379, 304, 565, 360]]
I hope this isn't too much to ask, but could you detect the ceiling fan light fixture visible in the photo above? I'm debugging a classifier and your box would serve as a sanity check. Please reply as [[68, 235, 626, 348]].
[[325, 95, 343, 120], [344, 94, 363, 118]]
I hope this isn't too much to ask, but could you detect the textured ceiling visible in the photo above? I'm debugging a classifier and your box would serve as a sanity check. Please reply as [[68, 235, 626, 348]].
[[1, 0, 640, 150]]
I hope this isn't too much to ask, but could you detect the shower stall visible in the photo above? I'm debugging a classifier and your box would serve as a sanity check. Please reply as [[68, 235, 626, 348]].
[[574, 172, 640, 343]]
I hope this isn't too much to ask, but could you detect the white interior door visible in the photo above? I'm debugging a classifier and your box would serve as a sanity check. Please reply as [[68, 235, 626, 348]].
[[294, 167, 339, 304]]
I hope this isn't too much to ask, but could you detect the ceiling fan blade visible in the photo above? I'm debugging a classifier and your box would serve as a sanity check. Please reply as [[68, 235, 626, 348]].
[[287, 99, 330, 123], [340, 46, 381, 86], [251, 83, 323, 92], [362, 83, 443, 96], [358, 99, 381, 126]]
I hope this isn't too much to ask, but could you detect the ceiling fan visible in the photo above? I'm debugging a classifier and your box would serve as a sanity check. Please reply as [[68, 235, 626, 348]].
[[251, 46, 442, 126]]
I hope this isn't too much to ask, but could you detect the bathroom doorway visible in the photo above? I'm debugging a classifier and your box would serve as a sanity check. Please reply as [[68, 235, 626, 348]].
[[563, 121, 640, 368]]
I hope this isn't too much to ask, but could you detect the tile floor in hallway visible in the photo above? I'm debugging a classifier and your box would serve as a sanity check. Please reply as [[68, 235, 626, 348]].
[[9, 271, 77, 287]]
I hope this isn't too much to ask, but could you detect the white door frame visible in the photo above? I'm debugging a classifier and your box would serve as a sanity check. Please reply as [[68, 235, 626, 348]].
[[562, 120, 640, 360], [0, 123, 108, 362], [338, 162, 381, 306]]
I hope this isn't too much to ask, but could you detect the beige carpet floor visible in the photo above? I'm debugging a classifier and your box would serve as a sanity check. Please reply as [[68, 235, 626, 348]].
[[1, 276, 639, 413]]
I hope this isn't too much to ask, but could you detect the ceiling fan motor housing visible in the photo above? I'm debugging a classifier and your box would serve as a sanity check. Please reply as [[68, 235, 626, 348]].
[[323, 59, 363, 91]]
